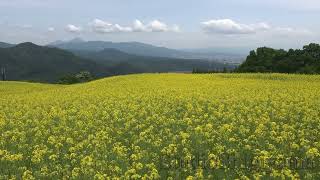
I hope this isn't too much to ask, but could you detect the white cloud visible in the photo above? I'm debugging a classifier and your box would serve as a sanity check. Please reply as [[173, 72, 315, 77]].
[[90, 19, 132, 33], [146, 20, 180, 32], [48, 27, 55, 32], [133, 20, 149, 32], [113, 24, 132, 32], [202, 19, 265, 34], [202, 19, 311, 37], [148, 20, 169, 32], [90, 19, 180, 34], [65, 24, 81, 33], [251, 23, 271, 31]]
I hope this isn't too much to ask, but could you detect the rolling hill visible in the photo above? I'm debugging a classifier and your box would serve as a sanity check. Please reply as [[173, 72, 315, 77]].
[[0, 42, 109, 82], [0, 42, 15, 48], [48, 39, 245, 62], [49, 39, 187, 58], [1, 73, 320, 178], [237, 43, 320, 74], [72, 48, 235, 74], [0, 41, 235, 83]]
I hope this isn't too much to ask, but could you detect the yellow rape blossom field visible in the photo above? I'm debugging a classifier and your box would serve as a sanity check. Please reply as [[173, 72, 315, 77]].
[[1, 73, 320, 179]]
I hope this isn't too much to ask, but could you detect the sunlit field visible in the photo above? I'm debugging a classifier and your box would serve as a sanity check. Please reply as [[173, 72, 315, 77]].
[[1, 73, 320, 179]]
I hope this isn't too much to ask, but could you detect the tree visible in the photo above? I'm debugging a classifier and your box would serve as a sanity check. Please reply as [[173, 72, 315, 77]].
[[222, 67, 227, 73], [58, 71, 94, 84], [303, 43, 320, 59], [58, 75, 80, 84], [237, 43, 320, 74], [75, 71, 93, 82], [1, 67, 6, 81]]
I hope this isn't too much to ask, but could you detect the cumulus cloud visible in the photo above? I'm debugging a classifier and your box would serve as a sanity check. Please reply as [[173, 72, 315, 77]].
[[202, 19, 269, 34], [132, 19, 180, 32], [251, 23, 271, 31], [90, 19, 132, 33], [132, 20, 149, 32], [142, 20, 180, 32], [148, 20, 169, 32], [90, 19, 180, 34], [65, 24, 81, 33], [202, 19, 311, 36]]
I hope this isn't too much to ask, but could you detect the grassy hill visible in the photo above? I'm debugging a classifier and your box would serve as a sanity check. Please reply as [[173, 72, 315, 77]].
[[0, 42, 15, 48], [0, 42, 109, 82], [1, 73, 320, 179], [0, 42, 234, 83]]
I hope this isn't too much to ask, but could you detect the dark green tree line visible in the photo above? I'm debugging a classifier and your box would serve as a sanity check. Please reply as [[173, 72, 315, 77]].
[[237, 43, 320, 74]]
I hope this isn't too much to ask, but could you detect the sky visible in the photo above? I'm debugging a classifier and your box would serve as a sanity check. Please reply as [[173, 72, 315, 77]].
[[0, 0, 320, 52]]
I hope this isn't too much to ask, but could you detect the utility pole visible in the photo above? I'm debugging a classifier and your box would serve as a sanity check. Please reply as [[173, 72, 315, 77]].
[[1, 67, 6, 81]]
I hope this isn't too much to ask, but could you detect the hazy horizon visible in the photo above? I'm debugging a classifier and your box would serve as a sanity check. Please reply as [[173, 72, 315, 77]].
[[1, 0, 320, 51]]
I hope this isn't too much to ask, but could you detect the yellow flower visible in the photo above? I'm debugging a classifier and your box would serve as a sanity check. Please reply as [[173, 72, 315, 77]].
[[22, 170, 35, 180], [1, 73, 320, 179], [306, 148, 320, 158]]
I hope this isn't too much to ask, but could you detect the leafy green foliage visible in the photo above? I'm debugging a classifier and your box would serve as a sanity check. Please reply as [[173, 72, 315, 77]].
[[0, 42, 109, 82], [58, 71, 94, 84], [237, 43, 320, 74], [192, 67, 230, 73]]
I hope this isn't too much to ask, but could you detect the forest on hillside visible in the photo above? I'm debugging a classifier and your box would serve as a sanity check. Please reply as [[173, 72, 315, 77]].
[[237, 43, 320, 74], [0, 42, 234, 83]]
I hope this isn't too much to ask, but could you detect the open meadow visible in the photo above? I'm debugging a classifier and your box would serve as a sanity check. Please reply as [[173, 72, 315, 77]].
[[1, 73, 320, 179]]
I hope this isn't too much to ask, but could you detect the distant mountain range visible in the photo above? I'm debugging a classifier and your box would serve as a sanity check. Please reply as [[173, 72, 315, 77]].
[[72, 48, 234, 74], [49, 38, 245, 63], [0, 42, 109, 82], [0, 42, 15, 48], [0, 41, 235, 83], [49, 39, 190, 58]]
